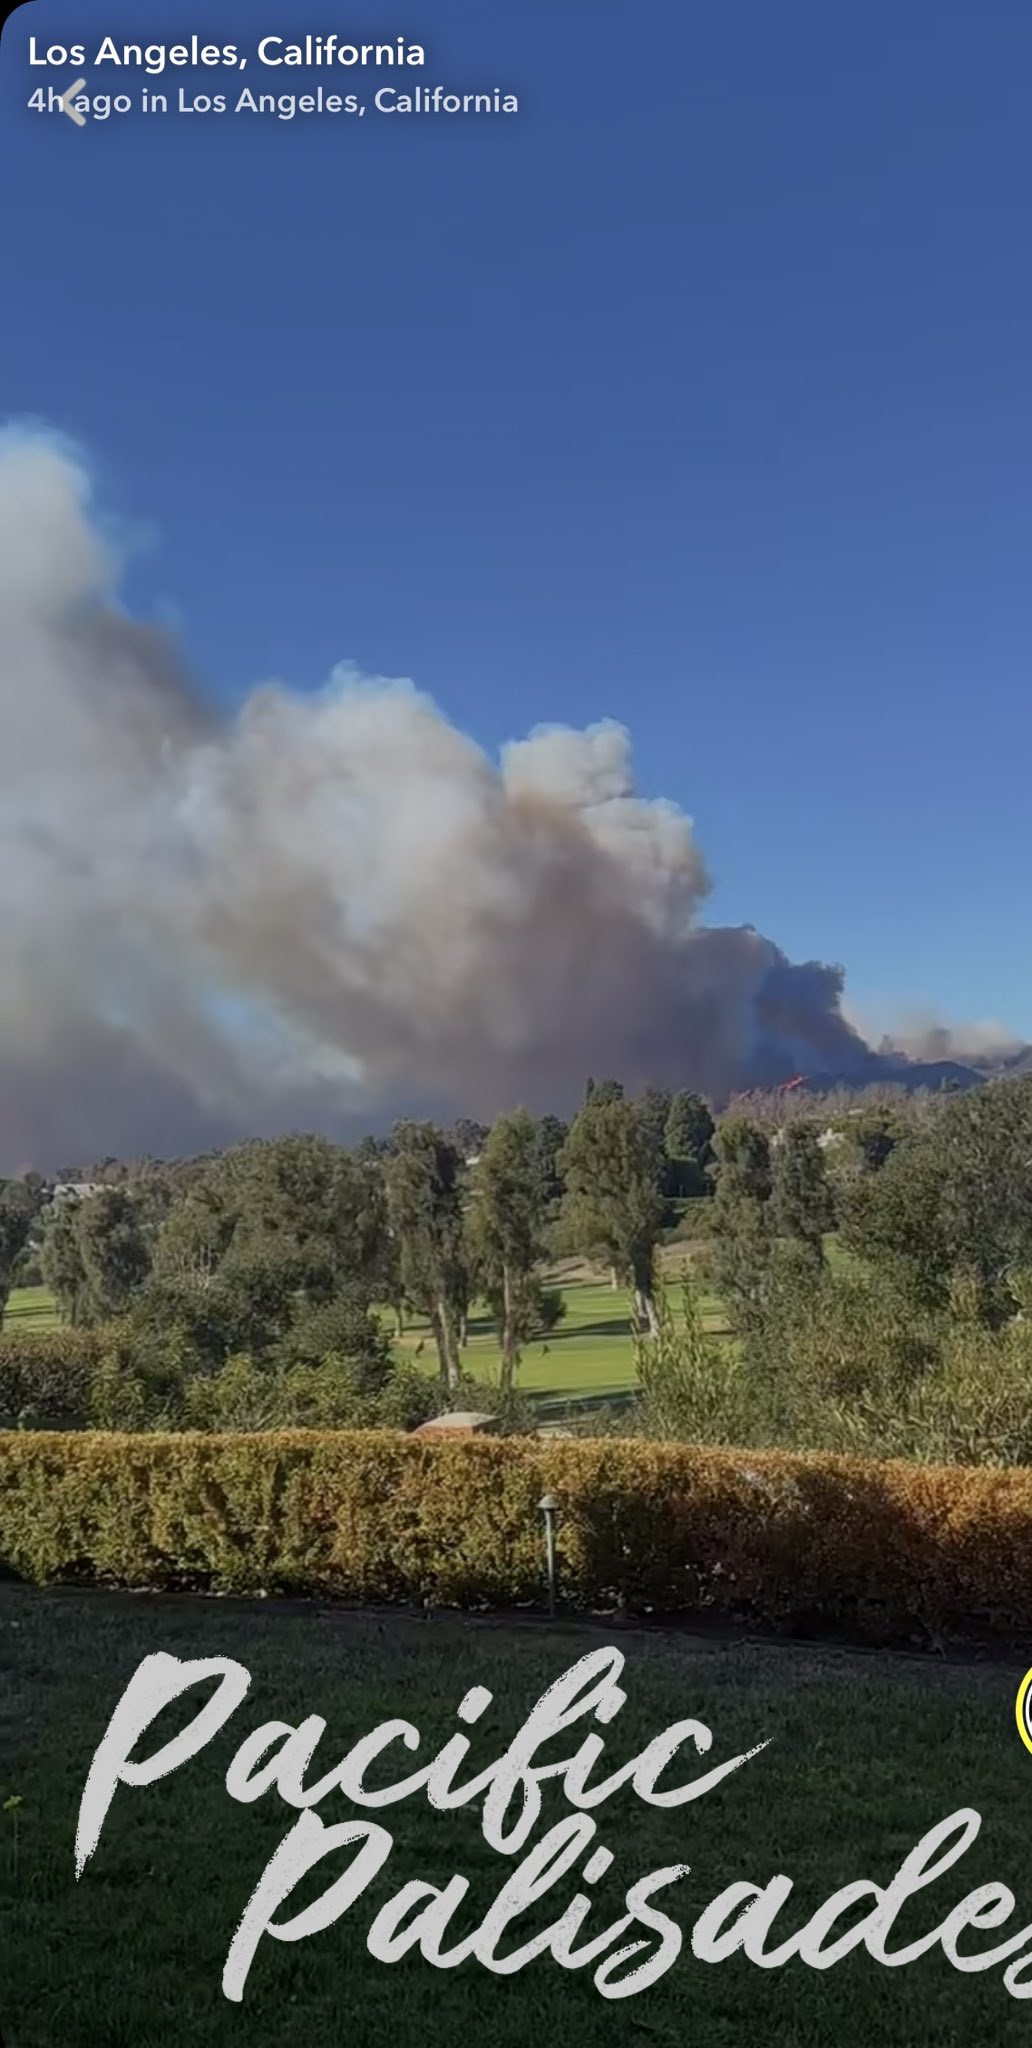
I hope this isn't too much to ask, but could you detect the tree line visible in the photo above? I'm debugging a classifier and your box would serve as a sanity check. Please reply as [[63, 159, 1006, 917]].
[[5, 1071, 1027, 1461], [645, 1077, 1032, 1466], [0, 1082, 720, 1410]]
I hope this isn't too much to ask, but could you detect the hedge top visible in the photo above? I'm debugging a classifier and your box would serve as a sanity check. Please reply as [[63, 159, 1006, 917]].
[[0, 1427, 1028, 1643]]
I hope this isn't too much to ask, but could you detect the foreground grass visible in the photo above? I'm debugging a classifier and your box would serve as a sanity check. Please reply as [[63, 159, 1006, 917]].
[[1, 1585, 1032, 2044]]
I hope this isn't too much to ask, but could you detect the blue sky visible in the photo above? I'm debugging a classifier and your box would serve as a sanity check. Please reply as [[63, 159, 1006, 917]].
[[1, 0, 1030, 1038]]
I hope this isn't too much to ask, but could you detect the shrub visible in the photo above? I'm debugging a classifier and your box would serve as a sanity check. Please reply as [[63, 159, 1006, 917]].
[[744, 1258, 943, 1448], [663, 1198, 714, 1245], [368, 1363, 442, 1432], [181, 1353, 441, 1434], [4, 1427, 1032, 1642], [0, 1330, 103, 1429], [823, 1319, 1032, 1468], [440, 1372, 537, 1436], [120, 1280, 241, 1381], [88, 1353, 151, 1434], [273, 1299, 394, 1389], [634, 1279, 750, 1445], [180, 1356, 289, 1432]]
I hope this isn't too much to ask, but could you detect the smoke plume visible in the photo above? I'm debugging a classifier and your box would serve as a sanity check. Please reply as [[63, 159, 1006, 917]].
[[873, 1016, 1024, 1067], [0, 430, 912, 1169]]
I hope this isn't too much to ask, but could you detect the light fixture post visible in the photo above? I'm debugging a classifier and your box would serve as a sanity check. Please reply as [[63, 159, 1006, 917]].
[[539, 1492, 559, 1618]]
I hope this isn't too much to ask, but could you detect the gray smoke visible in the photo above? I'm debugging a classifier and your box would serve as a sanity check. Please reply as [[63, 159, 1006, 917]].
[[875, 1017, 1024, 1067], [0, 430, 897, 1169]]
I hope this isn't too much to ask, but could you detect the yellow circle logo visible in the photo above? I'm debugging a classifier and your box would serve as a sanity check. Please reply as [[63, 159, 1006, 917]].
[[1016, 1669, 1032, 1754]]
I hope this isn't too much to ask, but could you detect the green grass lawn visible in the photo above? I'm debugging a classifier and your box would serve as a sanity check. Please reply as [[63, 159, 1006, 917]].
[[2, 1285, 59, 1333], [2, 1583, 1032, 2045], [393, 1258, 729, 1409], [1, 1229, 853, 1406], [396, 1276, 641, 1402], [2, 1256, 731, 1411]]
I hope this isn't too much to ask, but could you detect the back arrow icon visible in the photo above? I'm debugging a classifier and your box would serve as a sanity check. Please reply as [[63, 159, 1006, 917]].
[[59, 79, 87, 127]]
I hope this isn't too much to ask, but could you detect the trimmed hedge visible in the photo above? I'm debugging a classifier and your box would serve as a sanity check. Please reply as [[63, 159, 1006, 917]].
[[2, 1428, 1032, 1642]]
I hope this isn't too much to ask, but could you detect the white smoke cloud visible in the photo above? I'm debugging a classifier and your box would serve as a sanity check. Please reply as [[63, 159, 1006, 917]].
[[0, 429, 895, 1169], [841, 995, 1025, 1071], [875, 1014, 1025, 1067]]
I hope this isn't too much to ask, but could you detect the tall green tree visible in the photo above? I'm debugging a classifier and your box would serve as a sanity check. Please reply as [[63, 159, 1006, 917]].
[[531, 1114, 569, 1209], [559, 1096, 666, 1334], [152, 1177, 237, 1291], [41, 1200, 88, 1327], [664, 1090, 716, 1196], [0, 1180, 43, 1323], [584, 1077, 625, 1108], [155, 1135, 388, 1310], [771, 1123, 834, 1265], [139, 1135, 392, 1375], [708, 1115, 775, 1335], [840, 1077, 1032, 1323], [42, 1189, 150, 1327], [714, 1114, 773, 1202], [448, 1119, 489, 1162], [385, 1123, 468, 1392], [219, 1135, 388, 1303], [466, 1109, 547, 1390], [76, 1189, 151, 1321], [637, 1087, 673, 1159]]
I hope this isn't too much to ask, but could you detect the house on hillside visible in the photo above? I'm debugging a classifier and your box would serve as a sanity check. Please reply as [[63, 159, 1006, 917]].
[[769, 1126, 843, 1152]]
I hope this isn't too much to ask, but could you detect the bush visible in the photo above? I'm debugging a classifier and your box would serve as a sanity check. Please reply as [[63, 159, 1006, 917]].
[[744, 1257, 943, 1449], [823, 1319, 1032, 1468], [663, 1198, 714, 1245], [181, 1353, 441, 1435], [3, 1427, 1032, 1642], [440, 1372, 537, 1436], [838, 1076, 1032, 1322], [88, 1353, 152, 1434], [0, 1330, 103, 1429], [119, 1280, 242, 1381], [274, 1299, 394, 1389], [634, 1280, 751, 1445], [369, 1363, 442, 1432]]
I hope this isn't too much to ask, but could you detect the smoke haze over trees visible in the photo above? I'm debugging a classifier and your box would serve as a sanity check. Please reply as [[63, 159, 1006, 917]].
[[0, 427, 1016, 1169]]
